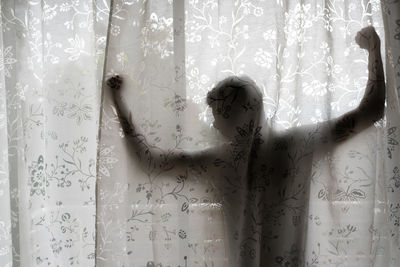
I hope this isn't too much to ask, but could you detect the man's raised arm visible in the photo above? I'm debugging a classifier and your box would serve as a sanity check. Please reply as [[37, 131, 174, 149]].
[[272, 27, 385, 150], [329, 26, 385, 142], [106, 75, 213, 172]]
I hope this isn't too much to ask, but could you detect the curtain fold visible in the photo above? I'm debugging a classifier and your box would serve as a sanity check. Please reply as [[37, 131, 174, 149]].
[[381, 0, 400, 265], [0, 0, 399, 266], [0, 2, 12, 265]]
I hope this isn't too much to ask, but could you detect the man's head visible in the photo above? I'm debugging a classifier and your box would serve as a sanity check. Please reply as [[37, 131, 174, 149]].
[[206, 76, 264, 139]]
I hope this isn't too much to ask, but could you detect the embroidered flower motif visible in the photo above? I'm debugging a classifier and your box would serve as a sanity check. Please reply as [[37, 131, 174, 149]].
[[370, 0, 381, 12], [116, 52, 126, 62], [29, 155, 47, 196], [284, 4, 313, 46], [254, 48, 273, 68], [67, 102, 93, 125], [43, 4, 58, 22], [178, 229, 187, 239], [302, 80, 328, 97], [141, 13, 173, 58], [0, 46, 17, 77], [64, 34, 89, 61], [98, 145, 119, 177], [50, 238, 63, 255], [110, 24, 121, 36], [263, 29, 277, 40], [253, 7, 264, 17]]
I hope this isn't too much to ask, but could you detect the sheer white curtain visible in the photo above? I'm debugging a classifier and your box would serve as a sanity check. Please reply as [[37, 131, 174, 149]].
[[1, 0, 400, 266], [0, 0, 110, 266]]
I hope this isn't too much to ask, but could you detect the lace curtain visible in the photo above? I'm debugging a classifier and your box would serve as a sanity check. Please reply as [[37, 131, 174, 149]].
[[1, 0, 400, 266], [0, 0, 109, 266]]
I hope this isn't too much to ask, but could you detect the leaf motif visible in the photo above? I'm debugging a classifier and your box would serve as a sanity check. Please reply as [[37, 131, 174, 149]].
[[350, 189, 366, 199], [63, 159, 75, 165], [388, 127, 397, 135], [189, 198, 198, 203], [181, 202, 189, 212], [100, 146, 113, 156], [236, 127, 247, 137], [104, 157, 118, 164], [333, 188, 346, 201], [99, 166, 110, 177], [388, 138, 398, 145]]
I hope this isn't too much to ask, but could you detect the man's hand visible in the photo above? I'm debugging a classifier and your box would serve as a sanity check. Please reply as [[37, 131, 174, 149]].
[[355, 26, 380, 52], [106, 74, 134, 135], [107, 75, 123, 90], [107, 75, 125, 108]]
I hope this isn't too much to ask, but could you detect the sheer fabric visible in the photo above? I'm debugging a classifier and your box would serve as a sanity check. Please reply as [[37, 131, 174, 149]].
[[0, 0, 399, 266], [97, 1, 398, 266], [0, 0, 109, 266]]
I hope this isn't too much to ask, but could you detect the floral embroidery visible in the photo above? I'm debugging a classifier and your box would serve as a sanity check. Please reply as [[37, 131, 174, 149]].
[[29, 155, 47, 196]]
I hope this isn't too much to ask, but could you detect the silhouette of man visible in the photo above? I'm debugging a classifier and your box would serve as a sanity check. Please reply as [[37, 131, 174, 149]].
[[106, 26, 384, 266]]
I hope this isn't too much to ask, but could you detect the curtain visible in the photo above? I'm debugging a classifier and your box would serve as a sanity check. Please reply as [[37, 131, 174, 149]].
[[1, 0, 399, 266], [0, 0, 110, 266]]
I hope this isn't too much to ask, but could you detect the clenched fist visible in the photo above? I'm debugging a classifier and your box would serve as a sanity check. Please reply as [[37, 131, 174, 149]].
[[355, 26, 380, 52]]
